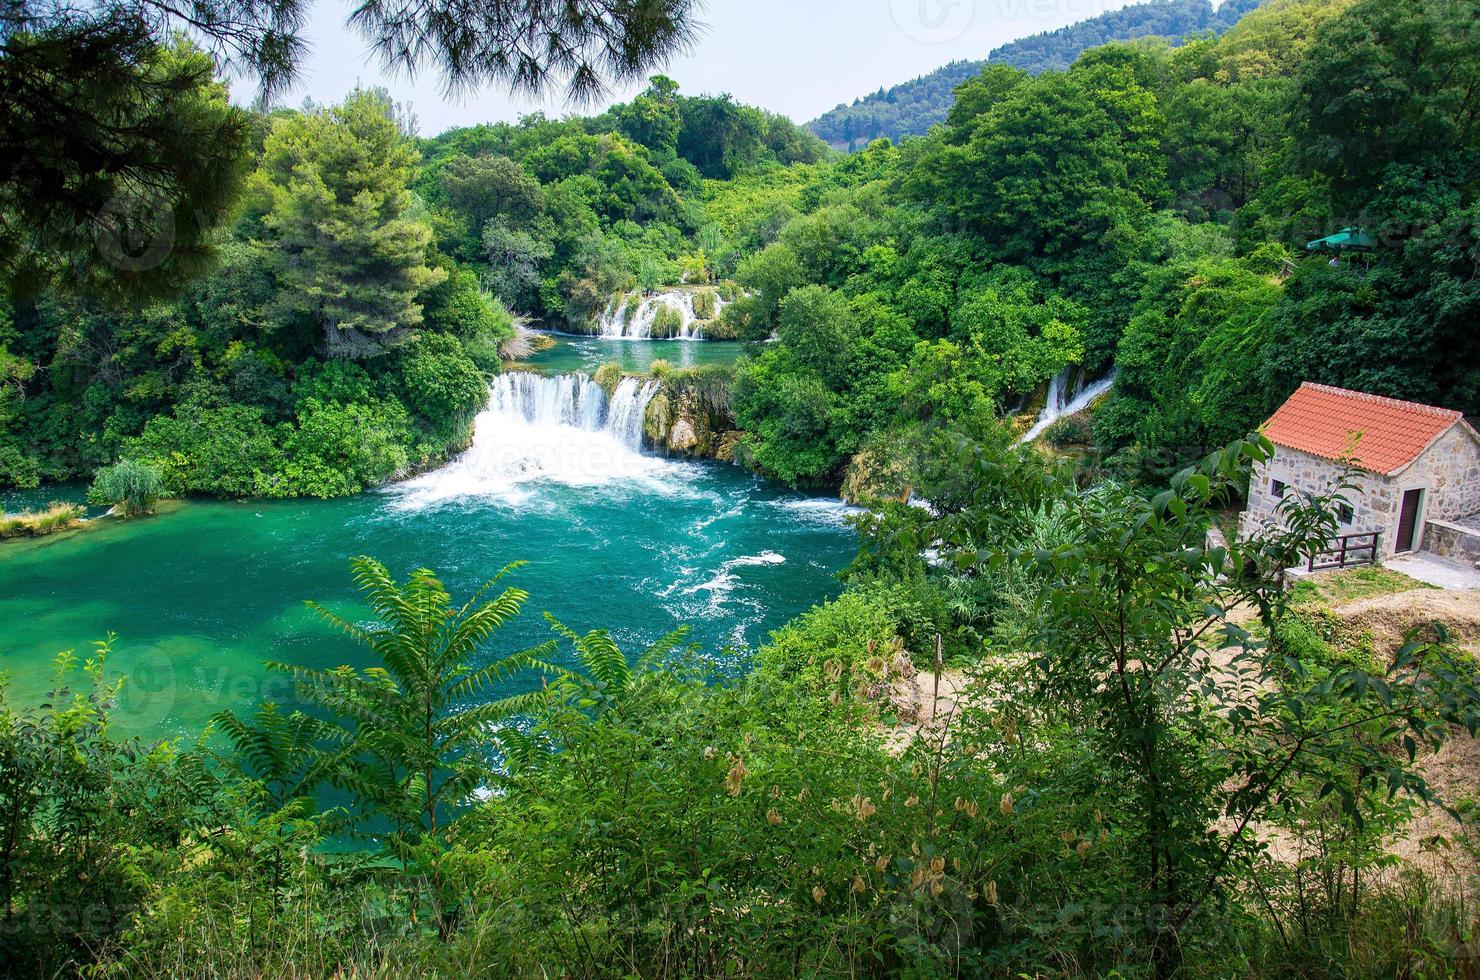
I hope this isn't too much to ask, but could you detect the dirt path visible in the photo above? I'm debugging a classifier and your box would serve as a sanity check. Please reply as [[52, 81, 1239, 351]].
[[1325, 588, 1480, 880], [882, 668, 969, 755]]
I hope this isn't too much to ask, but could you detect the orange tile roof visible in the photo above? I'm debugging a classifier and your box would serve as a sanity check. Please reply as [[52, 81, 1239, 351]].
[[1262, 383, 1469, 475]]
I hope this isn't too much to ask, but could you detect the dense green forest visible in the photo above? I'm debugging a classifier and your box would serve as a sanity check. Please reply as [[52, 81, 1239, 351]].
[[4, 0, 1480, 975], [0, 80, 826, 494], [7, 0, 1474, 501], [807, 0, 1266, 150]]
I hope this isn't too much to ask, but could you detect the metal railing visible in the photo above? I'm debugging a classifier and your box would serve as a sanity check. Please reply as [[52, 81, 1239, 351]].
[[1307, 532, 1380, 572]]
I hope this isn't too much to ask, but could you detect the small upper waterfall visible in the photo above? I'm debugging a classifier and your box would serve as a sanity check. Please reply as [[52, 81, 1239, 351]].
[[392, 371, 667, 507], [597, 289, 727, 340], [1018, 367, 1116, 444]]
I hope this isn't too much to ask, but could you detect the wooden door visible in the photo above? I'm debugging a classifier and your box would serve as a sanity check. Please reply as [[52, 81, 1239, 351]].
[[1396, 488, 1423, 553]]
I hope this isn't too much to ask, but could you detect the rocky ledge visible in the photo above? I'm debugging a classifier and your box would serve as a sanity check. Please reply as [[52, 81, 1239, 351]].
[[642, 371, 741, 461]]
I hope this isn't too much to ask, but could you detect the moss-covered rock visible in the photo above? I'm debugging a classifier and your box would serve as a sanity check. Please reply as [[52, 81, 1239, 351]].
[[641, 370, 737, 459], [651, 304, 683, 338], [698, 314, 741, 341], [593, 362, 623, 395], [691, 288, 717, 320], [642, 391, 672, 446]]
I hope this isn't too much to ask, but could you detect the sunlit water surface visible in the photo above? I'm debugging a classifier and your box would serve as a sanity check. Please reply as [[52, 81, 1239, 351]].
[[0, 375, 855, 741]]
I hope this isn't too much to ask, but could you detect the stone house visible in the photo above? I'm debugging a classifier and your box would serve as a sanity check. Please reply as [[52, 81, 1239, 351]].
[[1239, 383, 1480, 564]]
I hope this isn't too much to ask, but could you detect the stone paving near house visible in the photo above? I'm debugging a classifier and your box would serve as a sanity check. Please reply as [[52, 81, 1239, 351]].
[[1384, 551, 1480, 591]]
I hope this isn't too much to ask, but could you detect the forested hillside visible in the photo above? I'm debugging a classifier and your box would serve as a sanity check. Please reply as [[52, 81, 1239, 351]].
[[2, 0, 1474, 501], [0, 81, 826, 493], [808, 0, 1265, 149], [3, 0, 1480, 975]]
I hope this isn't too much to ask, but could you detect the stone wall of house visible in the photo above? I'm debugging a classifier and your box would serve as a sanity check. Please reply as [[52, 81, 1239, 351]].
[[1240, 425, 1480, 559], [1422, 519, 1480, 567], [1240, 446, 1395, 549], [1396, 425, 1480, 523]]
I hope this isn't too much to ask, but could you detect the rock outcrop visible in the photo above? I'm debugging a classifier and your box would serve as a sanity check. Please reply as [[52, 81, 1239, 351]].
[[642, 373, 739, 461]]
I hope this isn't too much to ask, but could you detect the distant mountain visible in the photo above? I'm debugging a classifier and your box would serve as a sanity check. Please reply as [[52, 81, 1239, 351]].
[[807, 0, 1265, 150]]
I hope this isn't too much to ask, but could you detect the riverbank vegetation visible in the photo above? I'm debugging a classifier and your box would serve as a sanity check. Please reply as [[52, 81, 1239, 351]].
[[2, 0, 1474, 502], [3, 436, 1477, 977], [0, 501, 83, 539]]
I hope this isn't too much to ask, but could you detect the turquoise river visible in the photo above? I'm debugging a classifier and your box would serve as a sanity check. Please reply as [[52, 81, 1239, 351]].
[[0, 344, 856, 741]]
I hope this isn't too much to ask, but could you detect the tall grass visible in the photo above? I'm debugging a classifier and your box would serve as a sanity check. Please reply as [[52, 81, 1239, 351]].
[[0, 502, 84, 539]]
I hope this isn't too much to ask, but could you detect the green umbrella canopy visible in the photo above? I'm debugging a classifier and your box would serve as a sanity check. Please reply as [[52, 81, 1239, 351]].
[[1306, 226, 1377, 252]]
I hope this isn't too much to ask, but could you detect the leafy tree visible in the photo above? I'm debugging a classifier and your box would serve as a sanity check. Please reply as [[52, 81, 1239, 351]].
[[127, 402, 284, 497], [3, 0, 699, 302], [734, 242, 804, 328], [398, 333, 488, 433], [0, 38, 253, 300], [884, 431, 1480, 975], [611, 75, 683, 156], [1291, 0, 1480, 217], [676, 94, 767, 179], [1096, 242, 1285, 477], [254, 89, 447, 356], [436, 153, 544, 257], [483, 218, 554, 312], [731, 351, 840, 485], [909, 57, 1167, 268], [87, 458, 165, 516]]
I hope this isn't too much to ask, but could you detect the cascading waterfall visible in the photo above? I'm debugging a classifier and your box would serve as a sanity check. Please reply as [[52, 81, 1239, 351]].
[[1018, 367, 1116, 444], [489, 371, 608, 430], [597, 289, 726, 340], [606, 376, 661, 448], [393, 371, 668, 507]]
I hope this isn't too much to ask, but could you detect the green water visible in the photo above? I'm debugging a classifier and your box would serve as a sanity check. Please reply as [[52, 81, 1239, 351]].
[[0, 460, 857, 742], [515, 333, 747, 375]]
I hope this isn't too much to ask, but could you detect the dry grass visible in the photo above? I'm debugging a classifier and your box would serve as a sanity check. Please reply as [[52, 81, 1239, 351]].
[[0, 501, 85, 540], [1290, 565, 1435, 607], [1318, 587, 1480, 885], [1333, 588, 1480, 657]]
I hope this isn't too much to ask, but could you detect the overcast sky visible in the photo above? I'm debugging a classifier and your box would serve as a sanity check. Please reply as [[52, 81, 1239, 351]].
[[235, 0, 1141, 137]]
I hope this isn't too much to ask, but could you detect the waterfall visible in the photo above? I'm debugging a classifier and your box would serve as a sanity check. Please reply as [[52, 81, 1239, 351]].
[[489, 371, 608, 430], [1018, 367, 1116, 444], [392, 371, 673, 508], [597, 289, 725, 340], [606, 376, 661, 449]]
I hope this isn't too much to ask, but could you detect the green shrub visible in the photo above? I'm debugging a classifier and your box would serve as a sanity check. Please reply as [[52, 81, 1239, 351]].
[[1043, 413, 1092, 448], [691, 287, 717, 320], [0, 644, 210, 975], [593, 361, 624, 393], [88, 459, 165, 516], [397, 333, 487, 434], [265, 397, 411, 498], [757, 588, 901, 696], [127, 403, 283, 497], [647, 358, 673, 379], [651, 304, 683, 338]]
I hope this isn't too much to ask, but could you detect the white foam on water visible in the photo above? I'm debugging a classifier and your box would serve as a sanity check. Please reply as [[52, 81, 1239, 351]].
[[767, 497, 866, 526], [391, 371, 679, 510]]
